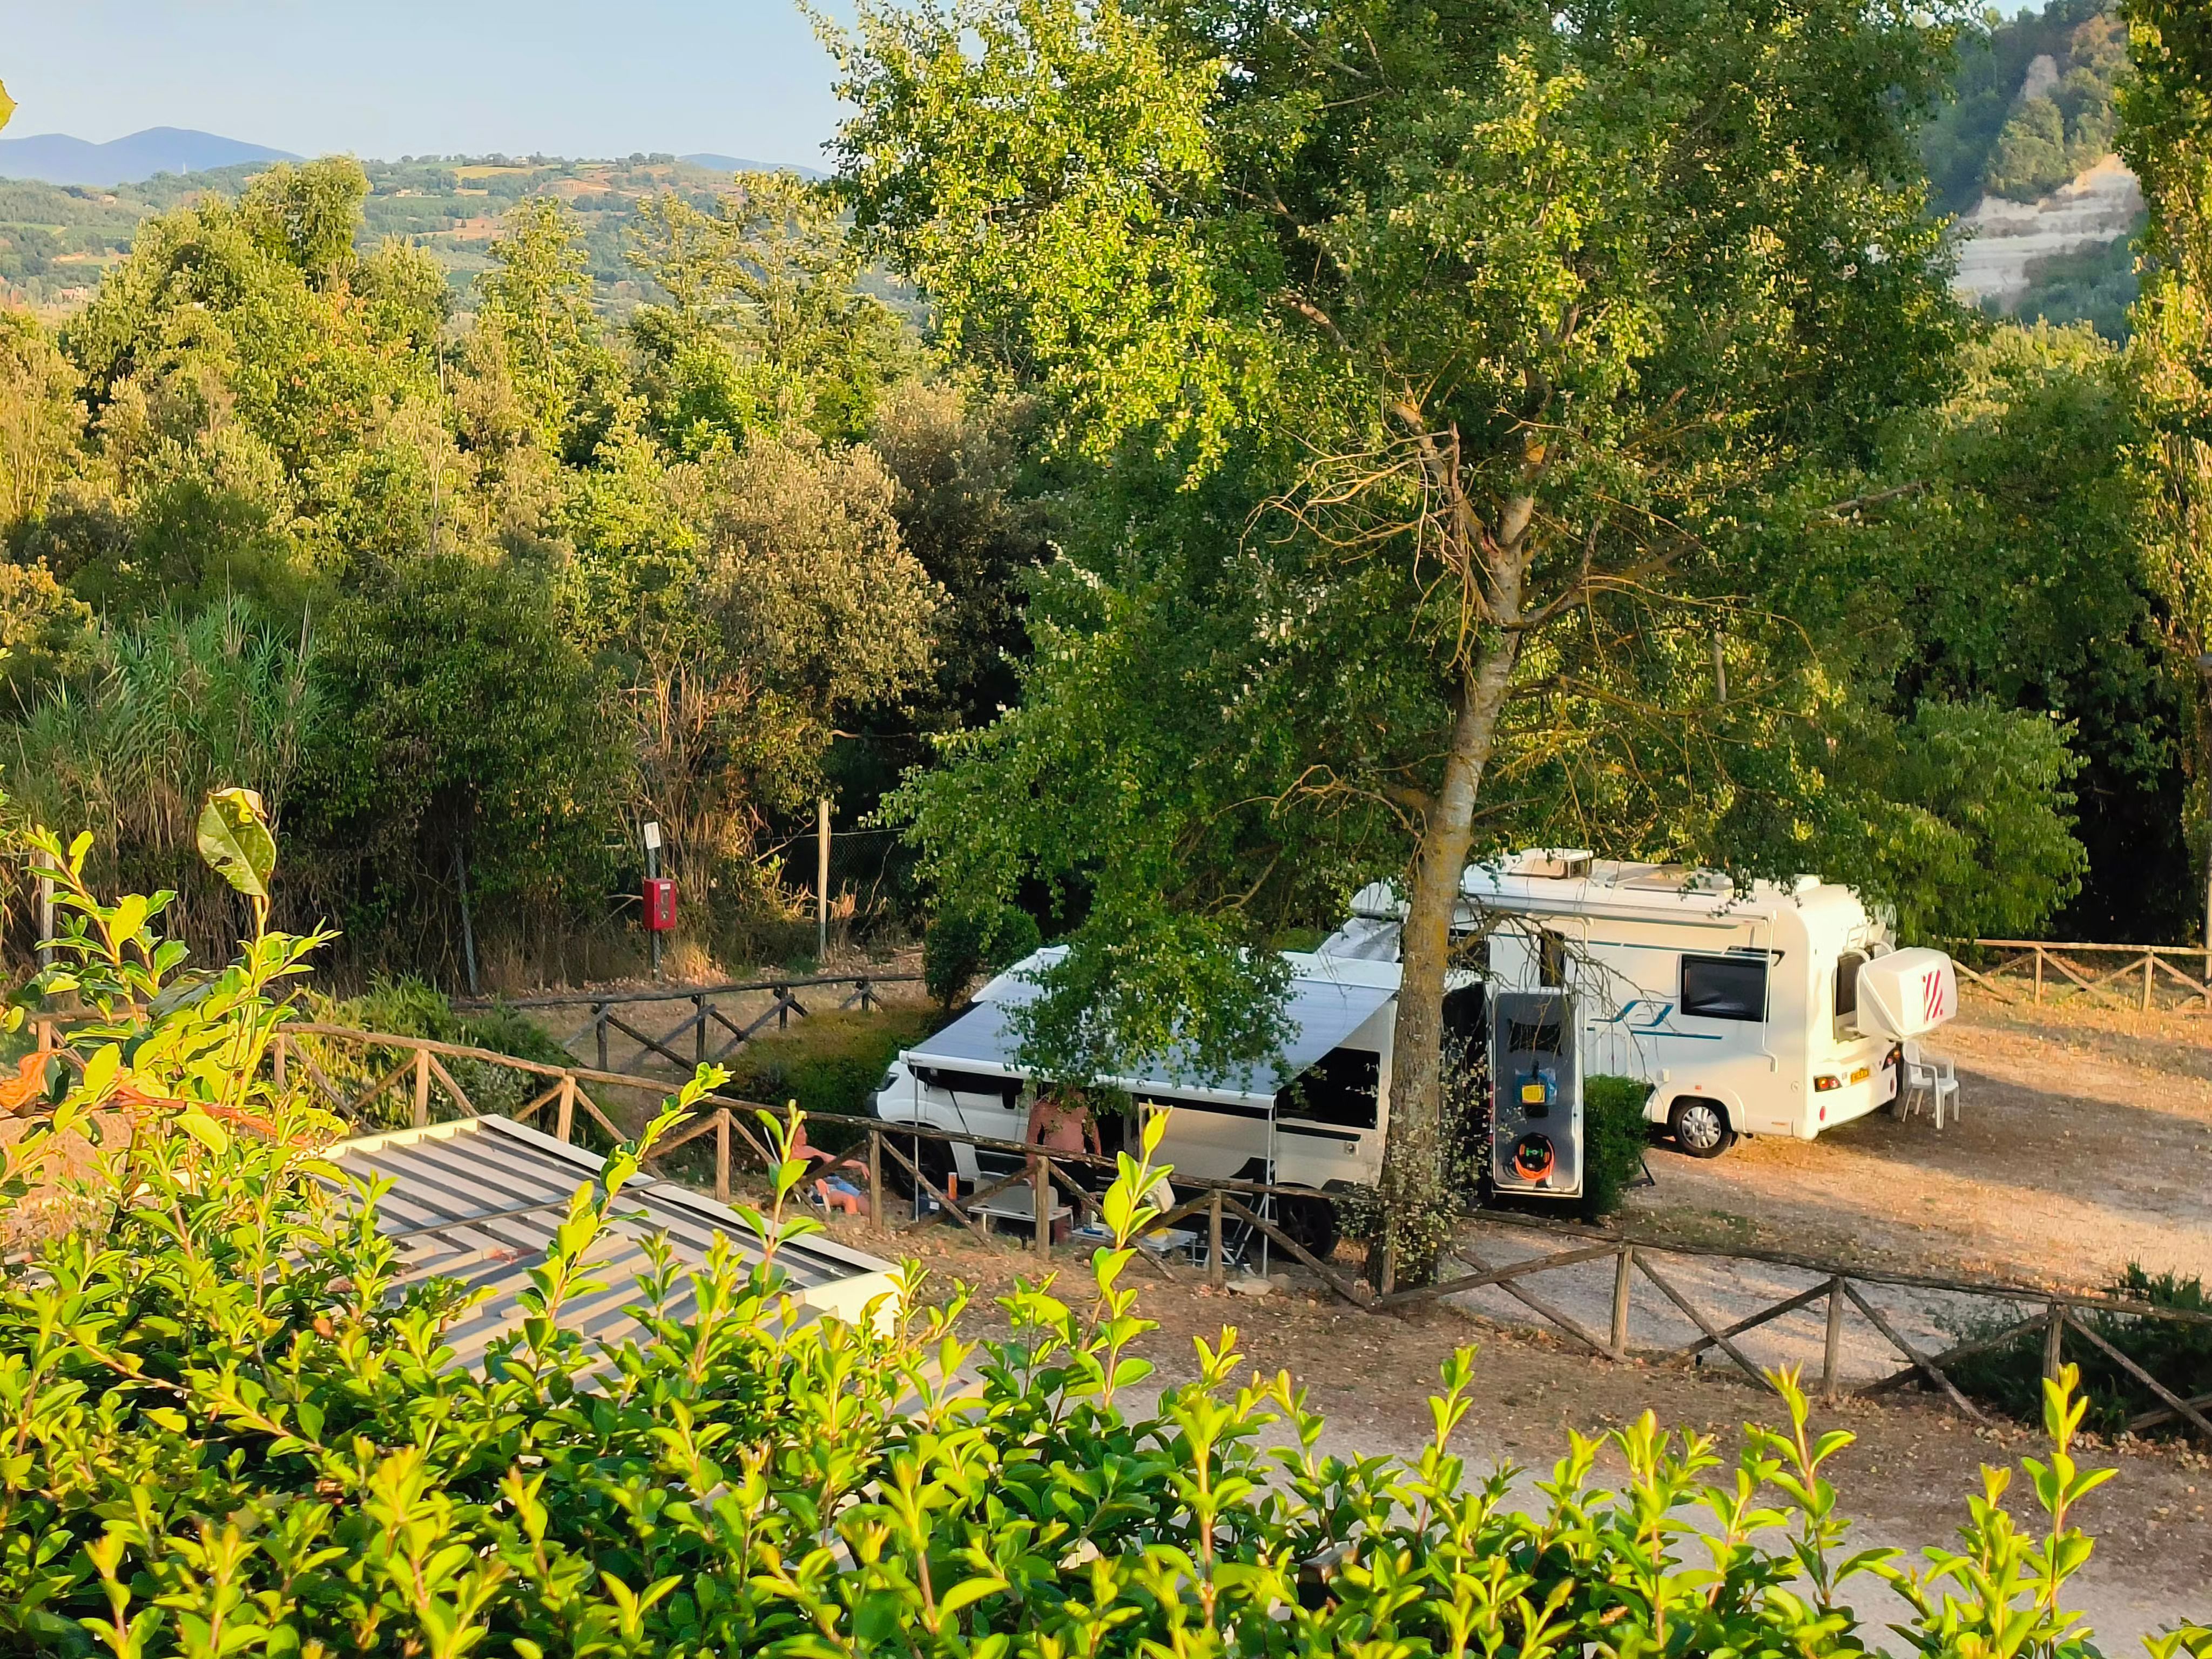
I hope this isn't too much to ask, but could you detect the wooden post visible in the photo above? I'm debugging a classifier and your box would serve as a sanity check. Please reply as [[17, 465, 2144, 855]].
[[715, 1108, 731, 1204], [867, 1128, 883, 1221], [1209, 1188, 1225, 1289], [2043, 1301, 2065, 1384], [2143, 952, 2155, 1013], [817, 797, 832, 962], [1822, 1275, 1846, 1400], [412, 1049, 431, 1127], [556, 1075, 576, 1142], [595, 1007, 609, 1073], [272, 1031, 288, 1091], [696, 994, 707, 1065], [35, 868, 53, 969], [2033, 947, 2044, 1005], [1034, 1155, 1053, 1258], [1611, 1245, 1634, 1360]]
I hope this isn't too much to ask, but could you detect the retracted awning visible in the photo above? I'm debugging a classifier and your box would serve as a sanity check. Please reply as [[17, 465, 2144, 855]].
[[902, 949, 1399, 1108]]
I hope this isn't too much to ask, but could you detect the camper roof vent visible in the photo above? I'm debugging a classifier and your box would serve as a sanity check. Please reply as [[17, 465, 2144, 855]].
[[1618, 866, 1735, 894], [1510, 848, 1593, 880]]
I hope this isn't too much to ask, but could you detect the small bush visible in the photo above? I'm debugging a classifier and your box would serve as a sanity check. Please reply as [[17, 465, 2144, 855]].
[[1947, 1265, 2212, 1437], [1582, 1073, 1654, 1219], [721, 1007, 937, 1149], [301, 976, 603, 1131], [922, 902, 1042, 1008]]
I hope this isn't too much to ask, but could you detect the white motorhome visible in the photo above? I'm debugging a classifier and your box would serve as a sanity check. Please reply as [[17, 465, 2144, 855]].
[[871, 948, 1404, 1251], [1325, 849, 1957, 1156]]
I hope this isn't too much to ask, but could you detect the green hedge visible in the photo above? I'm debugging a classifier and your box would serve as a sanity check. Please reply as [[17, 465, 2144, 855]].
[[1582, 1073, 1654, 1218], [1947, 1265, 2212, 1437], [720, 1007, 937, 1148]]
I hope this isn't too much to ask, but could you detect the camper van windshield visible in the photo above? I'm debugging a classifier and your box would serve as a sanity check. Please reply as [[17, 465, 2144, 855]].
[[1681, 954, 1768, 1021], [915, 1066, 1019, 1103]]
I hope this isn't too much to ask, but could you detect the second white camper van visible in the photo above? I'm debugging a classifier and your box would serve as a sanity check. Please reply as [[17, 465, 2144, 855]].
[[1325, 850, 1958, 1156], [871, 949, 1405, 1252]]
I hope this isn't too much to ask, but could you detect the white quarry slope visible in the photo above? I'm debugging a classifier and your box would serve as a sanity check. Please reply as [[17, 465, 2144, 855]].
[[1951, 152, 2143, 311]]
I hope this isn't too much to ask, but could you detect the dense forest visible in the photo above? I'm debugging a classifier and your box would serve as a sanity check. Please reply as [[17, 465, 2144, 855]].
[[0, 0, 2200, 1011], [0, 155, 1040, 984]]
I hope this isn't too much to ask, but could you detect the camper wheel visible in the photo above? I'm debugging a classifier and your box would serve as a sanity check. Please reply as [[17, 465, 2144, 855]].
[[1274, 1192, 1341, 1260], [1667, 1097, 1733, 1159], [879, 1130, 957, 1204]]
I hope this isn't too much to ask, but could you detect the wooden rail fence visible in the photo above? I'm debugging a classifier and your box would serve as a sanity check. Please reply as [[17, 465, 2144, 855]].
[[1958, 939, 2212, 1013], [455, 973, 924, 1073], [274, 1021, 2212, 1444]]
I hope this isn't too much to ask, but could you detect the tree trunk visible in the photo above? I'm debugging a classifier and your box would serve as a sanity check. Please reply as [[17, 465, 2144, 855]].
[[1373, 534, 1528, 1289]]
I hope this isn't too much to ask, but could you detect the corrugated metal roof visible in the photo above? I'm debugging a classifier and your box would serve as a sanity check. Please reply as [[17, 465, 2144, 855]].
[[905, 948, 1400, 1105], [322, 1116, 899, 1371]]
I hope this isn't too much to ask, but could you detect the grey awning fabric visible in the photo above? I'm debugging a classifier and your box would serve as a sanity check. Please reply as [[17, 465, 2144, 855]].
[[1318, 915, 1402, 961], [903, 950, 1398, 1108], [321, 1116, 899, 1371]]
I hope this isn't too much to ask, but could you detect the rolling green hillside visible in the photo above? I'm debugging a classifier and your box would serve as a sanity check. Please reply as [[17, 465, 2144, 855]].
[[0, 153, 760, 315]]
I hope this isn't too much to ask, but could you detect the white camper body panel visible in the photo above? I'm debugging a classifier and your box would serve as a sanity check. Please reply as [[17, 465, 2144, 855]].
[[873, 952, 1398, 1194], [1346, 852, 1921, 1143]]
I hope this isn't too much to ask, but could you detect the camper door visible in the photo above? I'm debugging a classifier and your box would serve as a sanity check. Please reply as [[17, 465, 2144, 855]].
[[1273, 1046, 1385, 1185]]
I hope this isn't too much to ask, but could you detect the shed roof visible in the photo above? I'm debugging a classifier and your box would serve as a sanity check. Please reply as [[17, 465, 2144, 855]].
[[322, 1116, 899, 1371]]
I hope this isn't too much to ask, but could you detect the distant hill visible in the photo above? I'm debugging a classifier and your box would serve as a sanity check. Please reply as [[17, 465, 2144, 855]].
[[1921, 0, 2142, 340], [0, 127, 299, 186], [681, 153, 825, 180], [0, 152, 807, 317]]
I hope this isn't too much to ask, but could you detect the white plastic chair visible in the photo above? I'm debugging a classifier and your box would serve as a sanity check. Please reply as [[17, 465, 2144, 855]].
[[1900, 1040, 1959, 1128]]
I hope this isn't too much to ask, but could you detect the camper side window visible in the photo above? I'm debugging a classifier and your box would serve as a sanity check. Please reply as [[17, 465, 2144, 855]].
[[1680, 954, 1768, 1022], [915, 1066, 1021, 1107], [1540, 933, 1568, 988], [1277, 1049, 1380, 1129], [1834, 951, 1866, 1034]]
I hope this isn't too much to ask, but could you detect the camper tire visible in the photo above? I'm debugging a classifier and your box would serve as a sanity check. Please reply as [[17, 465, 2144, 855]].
[[1667, 1097, 1733, 1159], [1274, 1192, 1341, 1261], [879, 1129, 957, 1204]]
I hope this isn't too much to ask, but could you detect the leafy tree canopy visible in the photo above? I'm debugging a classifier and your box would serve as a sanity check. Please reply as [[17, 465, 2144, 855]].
[[836, 0, 1977, 1272]]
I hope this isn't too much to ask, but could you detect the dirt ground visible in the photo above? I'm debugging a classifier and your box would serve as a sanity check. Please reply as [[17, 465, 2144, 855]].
[[1611, 994, 2212, 1289]]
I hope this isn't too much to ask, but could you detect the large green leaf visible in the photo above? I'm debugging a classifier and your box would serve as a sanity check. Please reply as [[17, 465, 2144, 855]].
[[197, 788, 276, 900]]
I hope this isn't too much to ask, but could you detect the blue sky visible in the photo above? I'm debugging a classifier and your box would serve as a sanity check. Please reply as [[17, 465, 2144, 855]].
[[0, 0, 847, 164], [0, 0, 2052, 166]]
